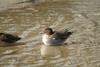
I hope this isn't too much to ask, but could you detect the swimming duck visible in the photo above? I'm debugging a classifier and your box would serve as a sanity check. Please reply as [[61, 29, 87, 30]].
[[41, 27, 73, 46], [0, 33, 21, 43]]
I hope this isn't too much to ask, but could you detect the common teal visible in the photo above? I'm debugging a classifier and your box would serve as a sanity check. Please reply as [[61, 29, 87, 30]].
[[0, 33, 21, 43], [41, 27, 73, 46]]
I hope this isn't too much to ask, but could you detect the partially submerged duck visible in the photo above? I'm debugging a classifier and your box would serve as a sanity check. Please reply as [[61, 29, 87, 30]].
[[41, 27, 73, 46], [0, 33, 21, 43]]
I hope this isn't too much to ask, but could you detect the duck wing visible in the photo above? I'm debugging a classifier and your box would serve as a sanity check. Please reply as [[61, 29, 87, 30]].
[[51, 31, 72, 40]]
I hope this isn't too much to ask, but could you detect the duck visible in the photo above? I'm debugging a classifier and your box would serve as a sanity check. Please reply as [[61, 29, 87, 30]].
[[41, 27, 73, 46], [0, 33, 21, 43]]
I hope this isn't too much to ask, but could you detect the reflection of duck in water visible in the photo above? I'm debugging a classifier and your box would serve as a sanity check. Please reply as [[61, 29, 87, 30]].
[[40, 45, 60, 57], [0, 33, 21, 43], [40, 45, 69, 57], [41, 27, 73, 46]]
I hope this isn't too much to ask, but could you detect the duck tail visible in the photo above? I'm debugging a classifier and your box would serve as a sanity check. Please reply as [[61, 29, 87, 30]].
[[64, 29, 73, 38]]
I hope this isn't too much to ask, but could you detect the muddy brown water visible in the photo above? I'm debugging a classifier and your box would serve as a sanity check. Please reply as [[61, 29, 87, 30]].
[[0, 0, 100, 67]]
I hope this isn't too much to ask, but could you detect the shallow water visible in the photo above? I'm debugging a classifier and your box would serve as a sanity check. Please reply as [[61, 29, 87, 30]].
[[0, 0, 100, 67]]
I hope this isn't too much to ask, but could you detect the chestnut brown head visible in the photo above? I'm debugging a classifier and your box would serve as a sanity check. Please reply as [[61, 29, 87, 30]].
[[43, 27, 54, 35]]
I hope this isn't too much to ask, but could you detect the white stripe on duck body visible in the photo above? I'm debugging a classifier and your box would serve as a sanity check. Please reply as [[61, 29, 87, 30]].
[[0, 33, 21, 43], [42, 27, 73, 46]]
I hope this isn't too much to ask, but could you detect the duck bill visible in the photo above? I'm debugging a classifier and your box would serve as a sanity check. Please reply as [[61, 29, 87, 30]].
[[39, 32, 44, 34]]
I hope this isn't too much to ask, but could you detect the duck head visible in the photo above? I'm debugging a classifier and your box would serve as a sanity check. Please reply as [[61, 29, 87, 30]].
[[42, 27, 54, 35]]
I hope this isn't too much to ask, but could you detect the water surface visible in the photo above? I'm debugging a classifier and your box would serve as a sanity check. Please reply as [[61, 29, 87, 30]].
[[0, 0, 100, 67]]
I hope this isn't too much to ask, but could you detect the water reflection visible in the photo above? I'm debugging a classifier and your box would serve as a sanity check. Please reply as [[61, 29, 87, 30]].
[[40, 45, 69, 67], [40, 45, 69, 58], [0, 41, 26, 47]]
